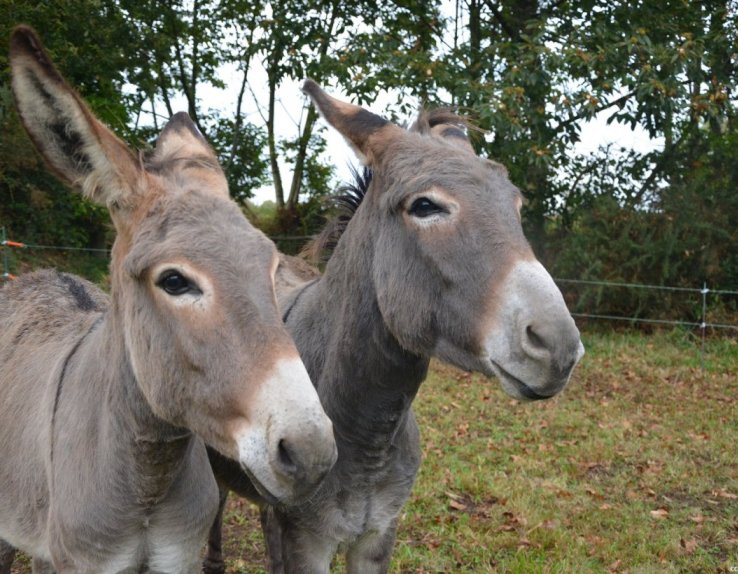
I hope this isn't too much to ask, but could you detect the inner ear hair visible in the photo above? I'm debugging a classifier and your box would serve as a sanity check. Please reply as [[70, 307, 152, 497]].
[[11, 50, 97, 184], [9, 25, 139, 209]]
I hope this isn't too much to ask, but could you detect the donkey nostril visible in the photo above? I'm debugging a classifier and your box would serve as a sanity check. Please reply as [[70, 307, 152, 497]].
[[525, 325, 548, 351], [277, 439, 299, 477]]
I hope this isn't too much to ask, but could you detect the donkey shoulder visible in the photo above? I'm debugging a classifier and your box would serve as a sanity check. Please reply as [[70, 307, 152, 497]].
[[276, 253, 320, 298], [0, 270, 108, 345]]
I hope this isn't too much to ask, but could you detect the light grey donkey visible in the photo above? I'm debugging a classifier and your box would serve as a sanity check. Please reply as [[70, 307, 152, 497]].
[[0, 27, 336, 574], [204, 81, 584, 573]]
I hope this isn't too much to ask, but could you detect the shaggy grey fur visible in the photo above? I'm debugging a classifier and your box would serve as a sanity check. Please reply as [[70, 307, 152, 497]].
[[0, 28, 335, 573], [204, 82, 583, 573]]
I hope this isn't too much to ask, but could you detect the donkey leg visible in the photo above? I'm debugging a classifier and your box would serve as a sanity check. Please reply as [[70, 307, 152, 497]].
[[345, 522, 398, 574], [202, 487, 229, 574], [0, 541, 16, 574], [259, 505, 284, 574], [263, 508, 336, 574], [260, 506, 284, 574]]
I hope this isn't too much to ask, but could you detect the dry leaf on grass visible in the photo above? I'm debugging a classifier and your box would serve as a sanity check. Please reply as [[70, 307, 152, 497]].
[[680, 538, 698, 554]]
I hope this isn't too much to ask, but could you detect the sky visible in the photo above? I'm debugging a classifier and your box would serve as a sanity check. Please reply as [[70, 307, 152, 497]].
[[188, 75, 662, 205], [182, 77, 661, 205], [159, 8, 663, 207]]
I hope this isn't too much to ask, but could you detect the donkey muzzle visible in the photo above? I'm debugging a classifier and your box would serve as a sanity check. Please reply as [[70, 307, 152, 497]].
[[234, 357, 336, 503], [484, 260, 584, 400]]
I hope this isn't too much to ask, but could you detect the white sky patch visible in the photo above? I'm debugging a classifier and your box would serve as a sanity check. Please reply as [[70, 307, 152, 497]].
[[133, 0, 663, 205], [575, 113, 663, 156]]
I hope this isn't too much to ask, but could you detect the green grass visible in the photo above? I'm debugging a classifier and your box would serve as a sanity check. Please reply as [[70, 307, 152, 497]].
[[8, 330, 738, 573], [388, 330, 738, 573], [219, 329, 738, 573]]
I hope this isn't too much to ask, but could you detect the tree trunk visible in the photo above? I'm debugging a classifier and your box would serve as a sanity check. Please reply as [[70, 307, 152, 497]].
[[189, 0, 201, 124], [282, 0, 341, 213], [286, 106, 318, 209], [228, 19, 258, 173], [494, 0, 551, 257], [267, 71, 285, 209]]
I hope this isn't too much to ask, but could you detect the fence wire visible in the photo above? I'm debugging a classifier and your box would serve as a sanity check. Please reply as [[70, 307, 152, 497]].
[[557, 277, 738, 297], [556, 278, 738, 333], [3, 227, 738, 342]]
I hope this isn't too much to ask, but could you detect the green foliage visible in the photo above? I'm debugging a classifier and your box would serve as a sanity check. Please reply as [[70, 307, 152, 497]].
[[209, 114, 269, 205], [334, 1, 442, 110], [425, 0, 737, 257], [1, 0, 737, 323], [550, 125, 738, 321]]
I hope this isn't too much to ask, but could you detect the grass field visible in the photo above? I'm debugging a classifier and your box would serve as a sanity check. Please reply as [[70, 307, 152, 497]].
[[9, 329, 738, 573]]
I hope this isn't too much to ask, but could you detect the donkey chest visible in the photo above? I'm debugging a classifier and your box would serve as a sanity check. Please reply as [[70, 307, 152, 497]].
[[312, 411, 422, 544], [114, 528, 204, 573], [48, 439, 218, 572], [317, 473, 415, 546], [76, 502, 216, 574]]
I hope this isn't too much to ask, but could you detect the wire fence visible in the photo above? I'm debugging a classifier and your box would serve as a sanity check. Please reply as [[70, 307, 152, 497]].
[[556, 278, 738, 331], [554, 277, 738, 370], [3, 225, 737, 368]]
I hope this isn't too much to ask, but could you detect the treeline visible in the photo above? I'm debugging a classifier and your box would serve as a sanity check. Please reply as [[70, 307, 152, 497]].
[[1, 1, 736, 322]]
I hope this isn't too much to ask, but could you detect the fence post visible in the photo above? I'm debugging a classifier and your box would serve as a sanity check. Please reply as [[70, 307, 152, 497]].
[[2, 226, 8, 281], [700, 281, 708, 372]]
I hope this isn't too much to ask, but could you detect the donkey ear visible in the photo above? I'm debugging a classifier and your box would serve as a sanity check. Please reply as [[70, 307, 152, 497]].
[[302, 79, 402, 165], [9, 26, 142, 210], [149, 112, 229, 197], [429, 123, 476, 154], [410, 109, 476, 154], [154, 112, 216, 162]]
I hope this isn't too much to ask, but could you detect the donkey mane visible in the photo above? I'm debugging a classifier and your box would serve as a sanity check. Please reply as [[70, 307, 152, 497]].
[[304, 165, 372, 263], [304, 108, 475, 263]]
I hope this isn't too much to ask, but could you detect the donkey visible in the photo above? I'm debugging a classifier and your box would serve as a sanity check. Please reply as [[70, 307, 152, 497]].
[[0, 28, 337, 573], [204, 81, 585, 574]]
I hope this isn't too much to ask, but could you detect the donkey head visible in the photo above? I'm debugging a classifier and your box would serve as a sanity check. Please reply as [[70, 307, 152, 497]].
[[9, 27, 336, 503], [304, 80, 584, 400]]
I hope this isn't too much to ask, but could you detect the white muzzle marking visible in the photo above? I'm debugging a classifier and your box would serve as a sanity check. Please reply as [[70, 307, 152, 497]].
[[484, 260, 584, 400], [234, 357, 335, 502]]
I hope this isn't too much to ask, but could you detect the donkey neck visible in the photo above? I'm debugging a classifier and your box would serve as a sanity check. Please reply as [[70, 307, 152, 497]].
[[288, 230, 428, 461], [57, 308, 195, 509]]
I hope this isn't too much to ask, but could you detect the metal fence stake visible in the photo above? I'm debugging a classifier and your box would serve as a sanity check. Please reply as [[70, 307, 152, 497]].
[[701, 282, 708, 372]]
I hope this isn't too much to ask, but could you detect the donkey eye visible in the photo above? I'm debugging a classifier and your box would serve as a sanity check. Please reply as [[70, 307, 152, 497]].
[[408, 197, 446, 218], [157, 270, 196, 296]]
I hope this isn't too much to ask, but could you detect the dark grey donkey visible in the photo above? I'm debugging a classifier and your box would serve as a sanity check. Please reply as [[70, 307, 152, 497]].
[[0, 28, 336, 573], [204, 80, 584, 574]]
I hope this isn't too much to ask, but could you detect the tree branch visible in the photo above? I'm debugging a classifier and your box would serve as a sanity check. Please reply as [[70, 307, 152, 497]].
[[158, 81, 174, 118], [481, 0, 517, 39], [286, 0, 342, 208], [555, 89, 638, 132], [227, 14, 259, 171], [190, 0, 201, 122], [286, 106, 318, 207], [165, 1, 199, 129], [539, 0, 568, 20], [267, 70, 284, 208], [246, 81, 268, 126]]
